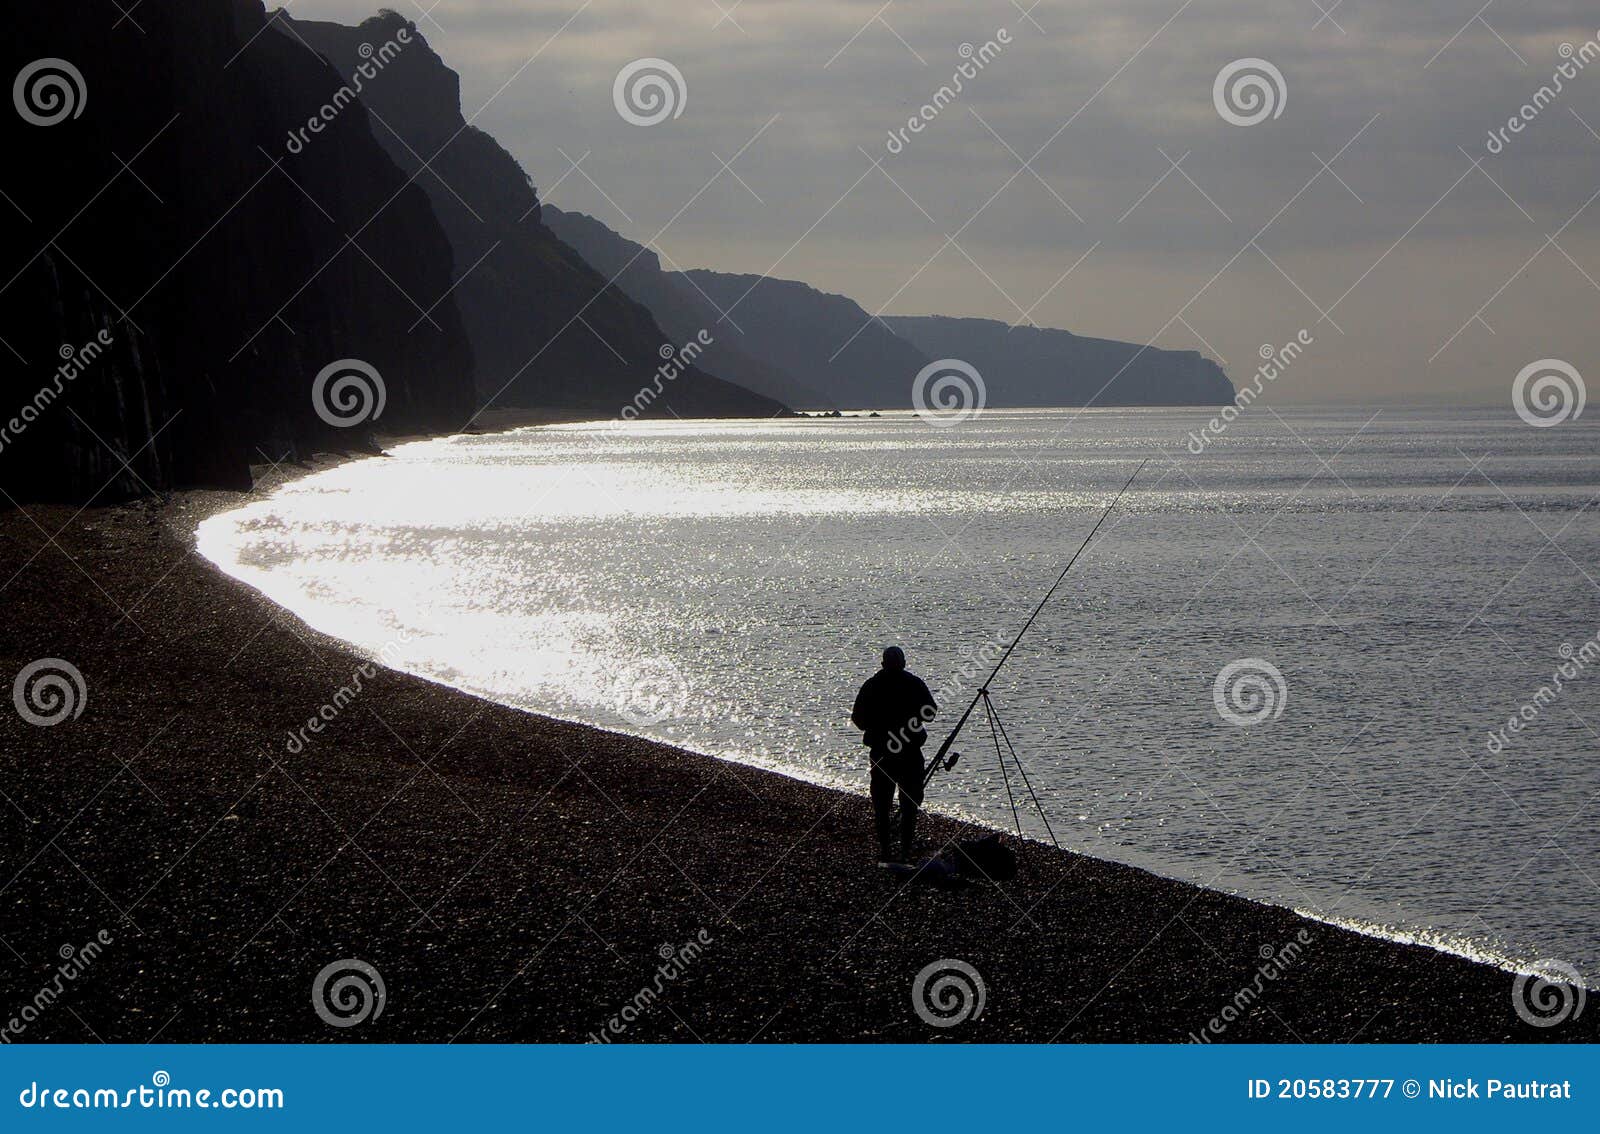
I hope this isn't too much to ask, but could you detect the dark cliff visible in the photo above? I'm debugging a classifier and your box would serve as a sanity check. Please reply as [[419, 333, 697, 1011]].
[[284, 12, 786, 421], [545, 207, 1236, 412], [1, 1, 476, 502], [542, 206, 831, 409], [883, 315, 1235, 407], [679, 271, 934, 411]]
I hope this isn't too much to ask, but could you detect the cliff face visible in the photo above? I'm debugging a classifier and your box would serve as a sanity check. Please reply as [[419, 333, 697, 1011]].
[[1, 1, 476, 502], [883, 316, 1235, 407], [542, 207, 831, 409], [284, 13, 786, 420], [680, 272, 934, 411], [546, 208, 1236, 412]]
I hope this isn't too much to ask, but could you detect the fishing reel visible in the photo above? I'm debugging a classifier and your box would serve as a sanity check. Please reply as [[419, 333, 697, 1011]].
[[922, 746, 962, 787]]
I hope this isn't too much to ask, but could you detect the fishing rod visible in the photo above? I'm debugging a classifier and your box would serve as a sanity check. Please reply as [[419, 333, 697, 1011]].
[[923, 457, 1148, 790]]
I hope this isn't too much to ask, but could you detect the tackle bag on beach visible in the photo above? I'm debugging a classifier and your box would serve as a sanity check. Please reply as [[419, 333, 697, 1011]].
[[949, 834, 1018, 881]]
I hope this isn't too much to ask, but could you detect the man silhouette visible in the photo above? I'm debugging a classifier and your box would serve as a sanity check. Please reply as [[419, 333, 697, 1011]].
[[851, 646, 937, 865]]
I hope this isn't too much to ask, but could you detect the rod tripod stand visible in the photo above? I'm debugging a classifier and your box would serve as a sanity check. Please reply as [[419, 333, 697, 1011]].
[[929, 688, 1059, 848], [918, 459, 1147, 850]]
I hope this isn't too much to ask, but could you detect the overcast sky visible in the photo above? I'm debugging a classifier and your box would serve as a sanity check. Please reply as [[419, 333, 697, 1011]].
[[283, 1, 1600, 404]]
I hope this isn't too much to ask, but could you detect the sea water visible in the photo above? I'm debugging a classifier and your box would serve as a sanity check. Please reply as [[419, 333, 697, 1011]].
[[196, 407, 1600, 980]]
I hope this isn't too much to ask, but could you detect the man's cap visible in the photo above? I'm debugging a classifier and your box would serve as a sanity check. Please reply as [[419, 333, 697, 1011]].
[[882, 646, 906, 668]]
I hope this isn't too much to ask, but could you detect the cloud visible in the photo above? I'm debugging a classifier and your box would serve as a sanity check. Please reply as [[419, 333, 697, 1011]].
[[283, 0, 1600, 403]]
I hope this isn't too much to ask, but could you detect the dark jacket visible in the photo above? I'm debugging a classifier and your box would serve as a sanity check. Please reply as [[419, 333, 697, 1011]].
[[852, 668, 938, 751]]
